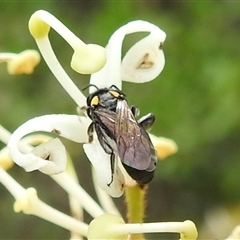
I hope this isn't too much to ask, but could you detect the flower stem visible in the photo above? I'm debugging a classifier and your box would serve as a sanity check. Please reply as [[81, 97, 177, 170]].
[[0, 167, 88, 236], [36, 37, 86, 108], [125, 184, 147, 240], [0, 53, 17, 62], [51, 171, 105, 218], [113, 220, 198, 240], [66, 159, 84, 240]]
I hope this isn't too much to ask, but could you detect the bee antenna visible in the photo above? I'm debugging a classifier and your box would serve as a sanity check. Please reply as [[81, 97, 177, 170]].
[[81, 84, 99, 92], [110, 85, 120, 91]]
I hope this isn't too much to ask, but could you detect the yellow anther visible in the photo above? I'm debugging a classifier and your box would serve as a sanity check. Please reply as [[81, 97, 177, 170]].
[[180, 220, 198, 240], [28, 12, 50, 39], [0, 147, 14, 170], [14, 188, 38, 214], [71, 44, 106, 74], [7, 50, 40, 75], [88, 214, 127, 240]]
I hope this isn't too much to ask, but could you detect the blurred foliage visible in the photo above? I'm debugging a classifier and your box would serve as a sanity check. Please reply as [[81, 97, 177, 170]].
[[1, 1, 240, 239]]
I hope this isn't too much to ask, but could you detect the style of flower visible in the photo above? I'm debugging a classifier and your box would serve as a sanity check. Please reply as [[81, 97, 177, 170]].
[[7, 10, 177, 198]]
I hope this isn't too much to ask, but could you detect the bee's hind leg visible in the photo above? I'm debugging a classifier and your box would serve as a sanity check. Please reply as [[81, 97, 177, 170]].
[[131, 105, 140, 118], [131, 106, 155, 131], [138, 113, 155, 131]]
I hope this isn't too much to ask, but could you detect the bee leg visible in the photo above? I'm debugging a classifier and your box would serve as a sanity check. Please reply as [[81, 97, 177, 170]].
[[95, 123, 116, 155], [110, 152, 115, 175], [107, 152, 115, 186], [109, 84, 120, 91], [77, 105, 92, 119], [87, 122, 94, 142], [138, 113, 155, 131], [76, 105, 87, 115], [131, 105, 140, 118]]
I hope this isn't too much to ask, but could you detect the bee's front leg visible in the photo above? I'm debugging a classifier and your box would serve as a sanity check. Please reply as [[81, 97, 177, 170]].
[[87, 122, 94, 143], [107, 152, 116, 186]]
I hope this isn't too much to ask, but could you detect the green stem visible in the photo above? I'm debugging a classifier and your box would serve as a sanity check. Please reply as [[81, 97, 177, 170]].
[[125, 184, 148, 240]]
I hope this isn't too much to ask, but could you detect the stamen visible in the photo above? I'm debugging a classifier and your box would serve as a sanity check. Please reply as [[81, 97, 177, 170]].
[[113, 220, 198, 240], [28, 10, 106, 107]]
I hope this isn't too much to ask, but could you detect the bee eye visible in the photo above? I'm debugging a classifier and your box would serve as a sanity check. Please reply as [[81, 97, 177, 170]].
[[109, 90, 120, 98], [90, 95, 99, 106]]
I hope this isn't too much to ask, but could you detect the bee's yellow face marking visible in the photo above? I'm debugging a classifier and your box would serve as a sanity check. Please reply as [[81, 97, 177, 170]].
[[109, 90, 120, 98], [90, 95, 99, 106]]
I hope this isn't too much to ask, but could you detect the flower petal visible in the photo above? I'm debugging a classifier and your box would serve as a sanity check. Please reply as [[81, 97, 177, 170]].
[[121, 34, 165, 83], [83, 134, 125, 198], [90, 20, 166, 91], [8, 114, 90, 174], [31, 138, 66, 173]]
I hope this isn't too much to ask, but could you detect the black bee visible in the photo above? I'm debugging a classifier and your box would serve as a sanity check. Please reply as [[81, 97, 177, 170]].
[[85, 85, 157, 185]]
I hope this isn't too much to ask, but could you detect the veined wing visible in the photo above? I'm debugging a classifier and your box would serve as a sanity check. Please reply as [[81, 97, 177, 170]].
[[115, 99, 156, 171], [92, 108, 117, 154]]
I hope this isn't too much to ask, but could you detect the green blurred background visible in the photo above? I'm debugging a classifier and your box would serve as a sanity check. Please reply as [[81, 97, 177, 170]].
[[0, 1, 240, 239]]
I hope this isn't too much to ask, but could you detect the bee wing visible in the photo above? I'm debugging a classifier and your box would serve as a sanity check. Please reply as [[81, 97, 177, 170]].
[[93, 108, 117, 154], [93, 108, 116, 134], [115, 99, 156, 171]]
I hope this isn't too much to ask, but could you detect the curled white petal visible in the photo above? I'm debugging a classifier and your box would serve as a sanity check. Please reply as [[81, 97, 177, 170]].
[[121, 34, 165, 83], [8, 138, 66, 174], [8, 114, 90, 174], [90, 20, 166, 91], [83, 134, 124, 198], [31, 138, 66, 173]]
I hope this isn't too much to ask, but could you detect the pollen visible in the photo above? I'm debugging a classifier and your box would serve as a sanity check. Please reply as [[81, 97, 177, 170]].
[[7, 50, 40, 75], [0, 147, 14, 170]]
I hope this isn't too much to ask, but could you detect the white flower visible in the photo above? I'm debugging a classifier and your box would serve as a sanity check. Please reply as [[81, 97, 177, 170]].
[[0, 125, 197, 240], [8, 10, 168, 198], [0, 10, 200, 240]]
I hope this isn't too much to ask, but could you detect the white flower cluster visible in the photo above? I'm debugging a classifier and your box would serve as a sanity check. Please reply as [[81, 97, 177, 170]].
[[8, 10, 169, 197], [0, 10, 199, 240]]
